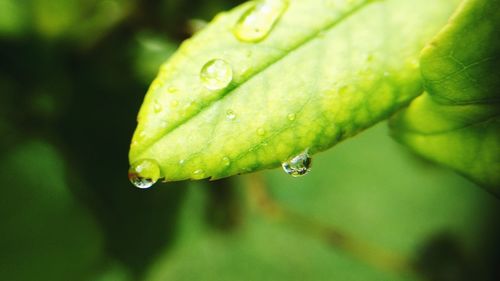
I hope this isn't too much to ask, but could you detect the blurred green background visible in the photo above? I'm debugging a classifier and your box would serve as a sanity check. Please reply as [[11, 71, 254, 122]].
[[0, 0, 499, 280]]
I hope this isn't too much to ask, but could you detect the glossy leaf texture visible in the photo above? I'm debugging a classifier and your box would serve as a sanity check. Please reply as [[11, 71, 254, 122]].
[[390, 0, 500, 195], [130, 0, 461, 181]]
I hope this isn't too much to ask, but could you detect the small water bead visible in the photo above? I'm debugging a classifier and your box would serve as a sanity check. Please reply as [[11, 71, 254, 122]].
[[287, 113, 296, 121], [282, 150, 312, 177], [170, 100, 179, 107], [128, 159, 161, 189], [226, 110, 236, 120], [365, 53, 375, 62], [233, 0, 289, 42], [222, 156, 231, 167], [338, 85, 349, 95], [200, 59, 233, 90], [153, 100, 162, 113], [192, 169, 206, 179], [257, 128, 266, 136]]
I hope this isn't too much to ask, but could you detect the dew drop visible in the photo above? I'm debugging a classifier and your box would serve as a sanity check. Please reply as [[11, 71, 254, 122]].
[[287, 113, 296, 121], [153, 100, 162, 113], [233, 0, 289, 42], [257, 127, 266, 136], [200, 59, 233, 90], [282, 150, 311, 177], [128, 159, 161, 189], [365, 53, 375, 62], [222, 156, 231, 167], [338, 85, 349, 95], [226, 110, 236, 120], [192, 169, 206, 179]]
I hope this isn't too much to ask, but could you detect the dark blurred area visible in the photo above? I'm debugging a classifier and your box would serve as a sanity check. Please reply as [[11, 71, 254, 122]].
[[0, 0, 243, 280], [0, 1, 498, 281]]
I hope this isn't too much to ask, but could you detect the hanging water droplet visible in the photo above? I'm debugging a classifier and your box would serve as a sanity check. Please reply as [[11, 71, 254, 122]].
[[287, 113, 296, 121], [226, 110, 236, 120], [200, 59, 233, 90], [282, 150, 311, 177], [233, 0, 289, 42], [128, 159, 161, 189], [192, 169, 206, 179]]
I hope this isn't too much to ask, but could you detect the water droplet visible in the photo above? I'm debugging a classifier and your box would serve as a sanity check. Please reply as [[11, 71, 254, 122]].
[[282, 150, 311, 177], [179, 159, 185, 165], [153, 100, 162, 113], [200, 59, 233, 90], [257, 127, 266, 136], [338, 85, 349, 95], [192, 169, 206, 179], [222, 156, 231, 166], [287, 113, 296, 121], [365, 53, 375, 62], [128, 159, 161, 189], [226, 110, 236, 120], [409, 58, 419, 69], [233, 0, 289, 42]]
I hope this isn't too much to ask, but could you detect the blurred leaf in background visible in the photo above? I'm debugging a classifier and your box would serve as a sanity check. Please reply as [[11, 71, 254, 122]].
[[145, 124, 500, 281], [390, 0, 500, 193], [0, 140, 111, 281]]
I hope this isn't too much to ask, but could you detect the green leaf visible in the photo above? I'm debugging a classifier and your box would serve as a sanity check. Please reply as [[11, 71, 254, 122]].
[[390, 0, 500, 194], [129, 0, 460, 181]]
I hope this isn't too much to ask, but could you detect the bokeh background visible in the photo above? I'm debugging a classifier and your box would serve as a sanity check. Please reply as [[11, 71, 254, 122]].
[[0, 0, 499, 280]]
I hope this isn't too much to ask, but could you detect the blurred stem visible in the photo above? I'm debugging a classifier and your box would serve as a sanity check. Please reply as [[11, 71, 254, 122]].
[[243, 173, 415, 276]]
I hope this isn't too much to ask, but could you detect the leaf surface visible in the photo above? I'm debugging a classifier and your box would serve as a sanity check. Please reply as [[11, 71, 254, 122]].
[[130, 0, 460, 181], [390, 0, 500, 194]]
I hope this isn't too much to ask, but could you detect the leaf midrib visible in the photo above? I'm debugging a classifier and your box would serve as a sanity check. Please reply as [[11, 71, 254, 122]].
[[135, 0, 375, 159]]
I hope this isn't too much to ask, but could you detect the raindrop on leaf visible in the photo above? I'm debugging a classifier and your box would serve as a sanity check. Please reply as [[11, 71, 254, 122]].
[[233, 0, 289, 42], [282, 150, 312, 177], [200, 59, 233, 90], [128, 159, 161, 188]]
